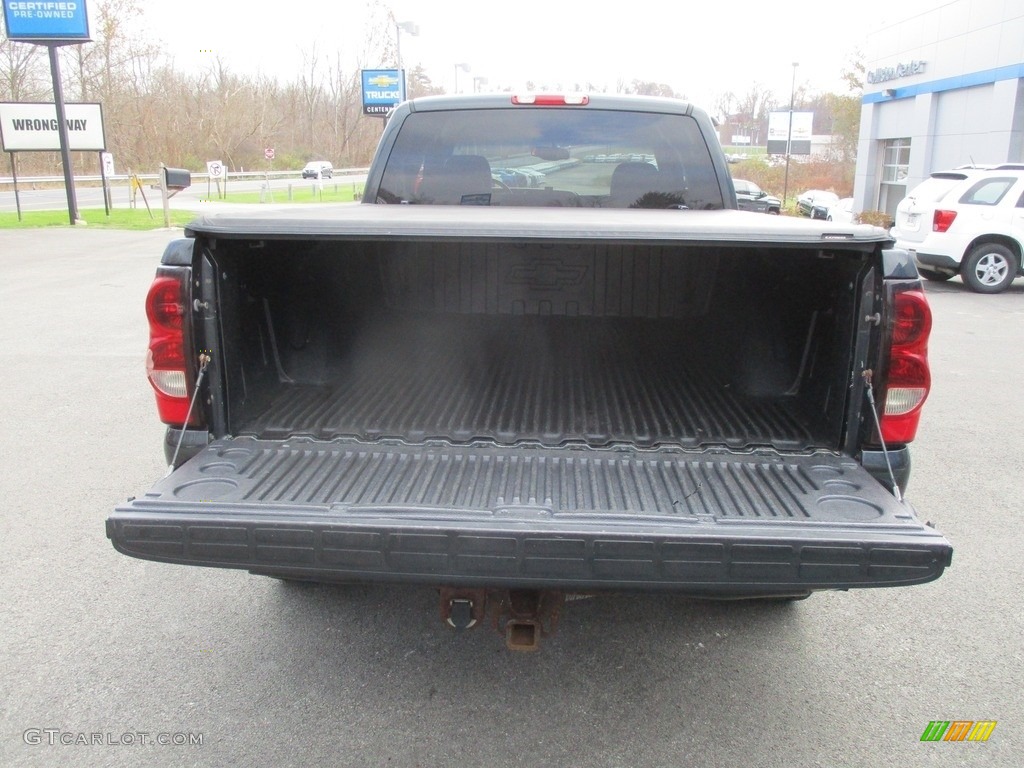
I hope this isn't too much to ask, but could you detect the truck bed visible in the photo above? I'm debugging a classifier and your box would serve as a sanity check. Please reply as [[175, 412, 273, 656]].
[[242, 316, 816, 450], [200, 219, 870, 454], [110, 95, 952, 622], [106, 206, 955, 594]]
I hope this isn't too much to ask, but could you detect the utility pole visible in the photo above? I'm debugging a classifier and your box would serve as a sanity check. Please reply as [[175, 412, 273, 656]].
[[783, 62, 799, 208], [395, 20, 419, 102]]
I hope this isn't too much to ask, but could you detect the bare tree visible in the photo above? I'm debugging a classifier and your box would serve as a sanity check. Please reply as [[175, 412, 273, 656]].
[[61, 0, 159, 101], [826, 93, 862, 163], [194, 59, 271, 170], [827, 49, 866, 163], [842, 48, 865, 92], [0, 16, 48, 101], [713, 91, 738, 124], [2, 0, 866, 178], [623, 80, 683, 99], [325, 54, 369, 164], [298, 45, 324, 151], [736, 83, 777, 145]]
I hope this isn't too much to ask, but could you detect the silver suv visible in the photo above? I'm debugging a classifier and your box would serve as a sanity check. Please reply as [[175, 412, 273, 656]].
[[891, 165, 1024, 293], [301, 161, 333, 179]]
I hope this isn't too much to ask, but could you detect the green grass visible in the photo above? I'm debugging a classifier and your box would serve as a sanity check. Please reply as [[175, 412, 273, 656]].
[[0, 207, 197, 230], [0, 181, 365, 229], [208, 182, 364, 205]]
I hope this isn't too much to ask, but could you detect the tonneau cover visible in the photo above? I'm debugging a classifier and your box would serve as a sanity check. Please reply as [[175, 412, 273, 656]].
[[184, 205, 890, 247]]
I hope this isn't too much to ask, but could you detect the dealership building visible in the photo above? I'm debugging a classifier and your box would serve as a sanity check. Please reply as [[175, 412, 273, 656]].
[[853, 0, 1024, 219]]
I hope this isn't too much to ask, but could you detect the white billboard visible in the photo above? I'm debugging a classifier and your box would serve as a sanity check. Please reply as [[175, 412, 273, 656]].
[[0, 102, 106, 151], [766, 111, 813, 155]]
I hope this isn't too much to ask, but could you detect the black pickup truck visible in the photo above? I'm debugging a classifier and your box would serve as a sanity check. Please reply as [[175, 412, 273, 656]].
[[108, 94, 951, 649]]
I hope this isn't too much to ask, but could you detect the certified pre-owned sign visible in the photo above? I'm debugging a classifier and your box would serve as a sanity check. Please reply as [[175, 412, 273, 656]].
[[0, 102, 106, 151], [2, 0, 91, 41]]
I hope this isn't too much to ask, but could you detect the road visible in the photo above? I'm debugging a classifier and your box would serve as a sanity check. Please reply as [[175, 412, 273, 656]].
[[0, 174, 367, 214], [0, 228, 1021, 767]]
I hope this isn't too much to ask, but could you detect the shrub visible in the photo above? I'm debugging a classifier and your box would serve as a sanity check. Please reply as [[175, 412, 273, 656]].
[[856, 210, 894, 228], [729, 156, 853, 207]]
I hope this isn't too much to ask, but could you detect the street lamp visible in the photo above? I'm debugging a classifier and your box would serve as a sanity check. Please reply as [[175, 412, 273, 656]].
[[783, 61, 798, 207], [454, 62, 471, 94], [395, 20, 419, 101]]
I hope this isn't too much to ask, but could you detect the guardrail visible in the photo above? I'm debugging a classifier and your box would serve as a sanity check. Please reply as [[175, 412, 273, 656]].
[[0, 168, 371, 186]]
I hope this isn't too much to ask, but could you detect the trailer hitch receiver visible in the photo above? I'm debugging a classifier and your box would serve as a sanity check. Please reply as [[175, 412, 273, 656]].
[[439, 587, 564, 651]]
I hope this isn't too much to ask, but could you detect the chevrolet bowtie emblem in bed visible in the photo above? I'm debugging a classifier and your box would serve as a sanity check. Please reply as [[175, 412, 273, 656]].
[[507, 260, 587, 290]]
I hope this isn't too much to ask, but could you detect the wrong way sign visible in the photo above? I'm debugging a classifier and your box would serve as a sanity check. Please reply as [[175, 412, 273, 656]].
[[0, 102, 105, 151]]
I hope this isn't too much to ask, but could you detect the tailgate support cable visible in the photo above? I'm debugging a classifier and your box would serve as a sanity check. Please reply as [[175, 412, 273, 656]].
[[861, 369, 902, 503], [168, 354, 211, 473]]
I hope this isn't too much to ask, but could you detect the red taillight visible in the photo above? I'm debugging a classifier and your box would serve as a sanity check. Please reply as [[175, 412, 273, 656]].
[[880, 288, 931, 444], [146, 274, 199, 426], [891, 286, 932, 346], [932, 209, 957, 232], [146, 276, 185, 330], [511, 94, 589, 106]]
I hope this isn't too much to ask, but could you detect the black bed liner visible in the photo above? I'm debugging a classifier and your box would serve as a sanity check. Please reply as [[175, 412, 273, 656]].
[[238, 317, 816, 450], [108, 438, 952, 592]]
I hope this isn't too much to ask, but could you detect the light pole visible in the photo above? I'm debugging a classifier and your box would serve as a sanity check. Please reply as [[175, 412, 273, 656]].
[[454, 62, 471, 94], [783, 61, 798, 208], [395, 20, 419, 102]]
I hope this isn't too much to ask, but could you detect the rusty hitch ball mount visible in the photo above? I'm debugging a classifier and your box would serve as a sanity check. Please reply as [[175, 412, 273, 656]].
[[440, 587, 565, 651]]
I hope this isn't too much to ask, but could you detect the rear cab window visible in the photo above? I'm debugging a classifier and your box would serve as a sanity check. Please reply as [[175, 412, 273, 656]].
[[376, 107, 724, 210]]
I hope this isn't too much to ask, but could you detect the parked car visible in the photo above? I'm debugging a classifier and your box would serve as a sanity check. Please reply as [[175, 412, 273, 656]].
[[891, 164, 1024, 293], [302, 161, 333, 179], [733, 179, 781, 214], [797, 190, 840, 219], [826, 197, 855, 223]]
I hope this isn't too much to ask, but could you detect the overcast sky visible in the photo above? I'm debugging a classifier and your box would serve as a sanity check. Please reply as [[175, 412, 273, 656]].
[[141, 0, 936, 112]]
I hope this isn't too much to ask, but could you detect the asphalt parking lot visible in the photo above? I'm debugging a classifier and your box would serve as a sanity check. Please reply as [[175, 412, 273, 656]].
[[1, 228, 1022, 767]]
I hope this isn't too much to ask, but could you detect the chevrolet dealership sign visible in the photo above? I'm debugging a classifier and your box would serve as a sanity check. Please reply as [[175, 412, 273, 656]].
[[361, 70, 403, 115], [0, 103, 105, 151], [2, 1, 91, 41], [767, 111, 813, 155]]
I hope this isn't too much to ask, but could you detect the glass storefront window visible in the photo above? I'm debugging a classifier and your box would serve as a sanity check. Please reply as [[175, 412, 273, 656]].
[[879, 138, 911, 219]]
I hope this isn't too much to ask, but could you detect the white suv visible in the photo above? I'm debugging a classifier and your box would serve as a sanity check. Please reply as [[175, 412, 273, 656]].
[[891, 165, 1024, 293]]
